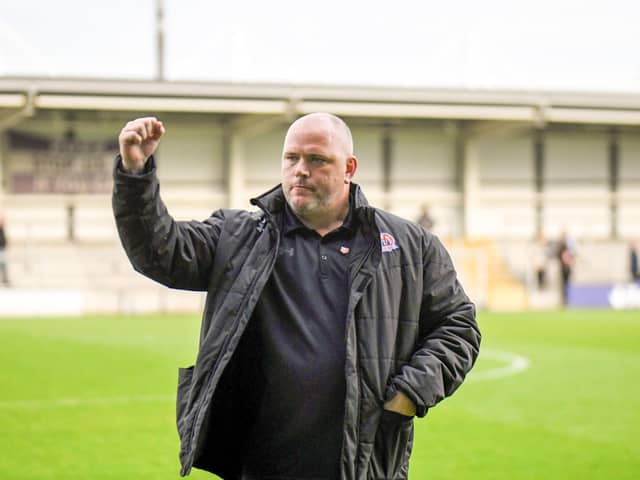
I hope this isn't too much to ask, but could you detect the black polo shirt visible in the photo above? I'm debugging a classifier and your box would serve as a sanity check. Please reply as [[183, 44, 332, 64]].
[[240, 201, 357, 479]]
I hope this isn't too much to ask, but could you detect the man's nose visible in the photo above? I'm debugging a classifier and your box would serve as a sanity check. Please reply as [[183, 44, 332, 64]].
[[294, 158, 310, 177]]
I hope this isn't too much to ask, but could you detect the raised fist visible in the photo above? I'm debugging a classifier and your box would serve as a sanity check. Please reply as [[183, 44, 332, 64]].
[[118, 117, 165, 173]]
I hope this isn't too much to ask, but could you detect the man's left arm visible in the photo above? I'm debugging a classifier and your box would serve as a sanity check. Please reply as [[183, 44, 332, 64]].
[[385, 234, 481, 418]]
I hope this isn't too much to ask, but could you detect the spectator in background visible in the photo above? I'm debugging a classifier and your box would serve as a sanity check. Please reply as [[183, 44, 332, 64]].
[[0, 215, 9, 286], [630, 241, 639, 282], [416, 203, 435, 231], [557, 230, 576, 306], [533, 232, 549, 290]]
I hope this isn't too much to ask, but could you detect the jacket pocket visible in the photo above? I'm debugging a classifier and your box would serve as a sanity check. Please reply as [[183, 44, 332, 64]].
[[176, 366, 195, 458], [368, 409, 414, 480]]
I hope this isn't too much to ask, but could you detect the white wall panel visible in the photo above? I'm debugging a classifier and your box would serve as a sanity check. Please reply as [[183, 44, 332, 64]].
[[618, 204, 640, 237], [5, 205, 67, 241], [351, 126, 383, 192], [0, 131, 6, 194], [620, 133, 640, 180], [157, 122, 224, 189], [543, 204, 610, 238], [472, 131, 535, 238], [469, 204, 536, 238], [245, 126, 287, 187], [545, 131, 608, 182], [74, 204, 117, 242], [616, 133, 640, 238], [393, 203, 460, 238], [476, 131, 533, 183], [389, 126, 458, 233], [392, 126, 455, 184]]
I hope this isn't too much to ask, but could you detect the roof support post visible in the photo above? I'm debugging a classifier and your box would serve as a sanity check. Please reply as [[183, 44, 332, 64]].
[[461, 128, 479, 239], [381, 122, 393, 211], [608, 128, 619, 239], [534, 126, 545, 238]]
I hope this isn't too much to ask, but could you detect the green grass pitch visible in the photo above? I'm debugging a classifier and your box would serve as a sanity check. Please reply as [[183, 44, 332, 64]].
[[1, 310, 639, 479]]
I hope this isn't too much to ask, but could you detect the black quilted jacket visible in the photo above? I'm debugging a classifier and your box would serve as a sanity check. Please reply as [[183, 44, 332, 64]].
[[112, 156, 481, 479]]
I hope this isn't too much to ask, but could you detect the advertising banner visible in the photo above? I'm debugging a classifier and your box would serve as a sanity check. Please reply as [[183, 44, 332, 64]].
[[7, 130, 117, 194], [568, 283, 640, 310]]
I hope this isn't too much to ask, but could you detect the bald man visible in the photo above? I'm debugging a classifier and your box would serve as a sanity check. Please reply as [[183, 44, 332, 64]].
[[113, 114, 480, 480]]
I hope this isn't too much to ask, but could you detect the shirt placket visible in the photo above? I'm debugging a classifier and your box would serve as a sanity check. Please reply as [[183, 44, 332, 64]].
[[319, 239, 329, 280]]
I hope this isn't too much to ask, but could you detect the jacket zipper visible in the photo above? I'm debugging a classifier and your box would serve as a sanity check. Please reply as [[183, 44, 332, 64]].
[[184, 213, 280, 474]]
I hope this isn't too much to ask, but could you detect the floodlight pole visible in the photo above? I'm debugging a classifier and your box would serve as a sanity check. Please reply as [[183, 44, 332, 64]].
[[156, 0, 165, 81]]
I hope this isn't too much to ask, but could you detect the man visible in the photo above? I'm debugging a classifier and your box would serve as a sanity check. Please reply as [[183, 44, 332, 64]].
[[556, 230, 576, 307], [415, 204, 434, 232], [630, 240, 639, 282], [113, 113, 480, 479], [0, 215, 9, 286]]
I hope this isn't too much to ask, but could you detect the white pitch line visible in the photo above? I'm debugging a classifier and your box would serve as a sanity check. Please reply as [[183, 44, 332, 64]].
[[0, 393, 174, 410], [468, 348, 530, 382], [1, 349, 529, 409]]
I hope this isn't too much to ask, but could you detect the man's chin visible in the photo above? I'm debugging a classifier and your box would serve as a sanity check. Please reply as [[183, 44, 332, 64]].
[[288, 198, 315, 216]]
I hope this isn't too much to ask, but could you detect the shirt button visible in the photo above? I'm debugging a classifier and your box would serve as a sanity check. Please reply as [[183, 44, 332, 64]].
[[321, 255, 328, 261]]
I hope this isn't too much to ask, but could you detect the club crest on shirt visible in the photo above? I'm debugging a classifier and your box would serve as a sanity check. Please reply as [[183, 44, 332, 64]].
[[380, 232, 399, 253]]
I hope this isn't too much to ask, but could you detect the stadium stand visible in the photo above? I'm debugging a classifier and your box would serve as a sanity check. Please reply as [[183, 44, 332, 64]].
[[0, 77, 638, 313]]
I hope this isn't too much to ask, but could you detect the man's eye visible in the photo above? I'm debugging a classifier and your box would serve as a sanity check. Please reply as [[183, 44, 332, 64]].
[[310, 156, 326, 164]]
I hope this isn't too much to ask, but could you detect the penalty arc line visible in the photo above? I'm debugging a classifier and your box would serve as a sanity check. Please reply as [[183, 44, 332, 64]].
[[467, 348, 530, 382]]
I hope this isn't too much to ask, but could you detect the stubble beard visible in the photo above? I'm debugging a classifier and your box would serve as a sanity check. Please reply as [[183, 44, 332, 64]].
[[285, 187, 332, 222], [288, 194, 321, 220]]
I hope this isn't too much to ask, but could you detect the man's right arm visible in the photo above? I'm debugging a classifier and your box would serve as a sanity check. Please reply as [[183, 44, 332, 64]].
[[118, 116, 165, 174], [112, 117, 223, 291]]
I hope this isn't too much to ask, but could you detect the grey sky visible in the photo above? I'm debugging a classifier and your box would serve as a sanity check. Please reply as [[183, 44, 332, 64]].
[[1, 0, 639, 92]]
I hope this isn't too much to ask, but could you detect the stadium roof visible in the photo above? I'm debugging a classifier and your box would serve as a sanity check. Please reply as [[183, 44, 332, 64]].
[[2, 77, 640, 126]]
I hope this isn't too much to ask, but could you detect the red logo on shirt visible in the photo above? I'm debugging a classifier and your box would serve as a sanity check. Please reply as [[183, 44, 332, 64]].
[[380, 232, 399, 253]]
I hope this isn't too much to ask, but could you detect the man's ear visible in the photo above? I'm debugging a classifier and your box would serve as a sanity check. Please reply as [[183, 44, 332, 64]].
[[344, 156, 358, 184]]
